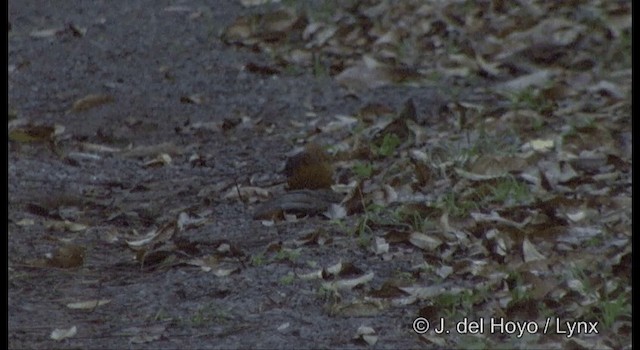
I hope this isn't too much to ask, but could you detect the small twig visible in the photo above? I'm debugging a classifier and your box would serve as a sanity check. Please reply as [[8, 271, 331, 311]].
[[234, 179, 245, 205]]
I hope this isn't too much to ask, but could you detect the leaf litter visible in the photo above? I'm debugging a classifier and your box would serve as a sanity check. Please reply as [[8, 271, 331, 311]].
[[219, 0, 630, 347]]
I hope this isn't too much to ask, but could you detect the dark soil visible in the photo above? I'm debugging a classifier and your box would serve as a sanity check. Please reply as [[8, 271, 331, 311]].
[[9, 1, 444, 348]]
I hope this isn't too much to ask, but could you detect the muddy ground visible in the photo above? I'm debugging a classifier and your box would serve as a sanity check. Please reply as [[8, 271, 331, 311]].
[[8, 1, 447, 348]]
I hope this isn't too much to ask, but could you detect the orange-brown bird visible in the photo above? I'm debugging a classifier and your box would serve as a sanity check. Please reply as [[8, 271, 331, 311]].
[[284, 143, 333, 190]]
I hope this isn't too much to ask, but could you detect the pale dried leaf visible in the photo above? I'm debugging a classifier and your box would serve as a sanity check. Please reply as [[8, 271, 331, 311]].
[[408, 232, 442, 251], [277, 322, 290, 331], [372, 237, 389, 255], [80, 142, 121, 153], [435, 265, 453, 279], [323, 203, 347, 220], [322, 272, 374, 291], [522, 238, 545, 262], [45, 219, 87, 232], [223, 186, 271, 201], [212, 267, 238, 277], [524, 139, 554, 152], [143, 153, 172, 167], [50, 326, 77, 341], [66, 299, 111, 309], [354, 325, 377, 345], [31, 28, 63, 38], [16, 218, 35, 226], [499, 70, 556, 92], [176, 212, 207, 232], [326, 261, 343, 275], [126, 222, 176, 249], [297, 269, 323, 280]]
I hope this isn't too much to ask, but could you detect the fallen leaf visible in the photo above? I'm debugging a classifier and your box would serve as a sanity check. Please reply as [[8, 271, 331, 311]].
[[50, 326, 77, 341], [47, 244, 86, 268], [322, 272, 374, 291], [66, 299, 111, 309], [522, 238, 545, 262], [70, 94, 114, 113]]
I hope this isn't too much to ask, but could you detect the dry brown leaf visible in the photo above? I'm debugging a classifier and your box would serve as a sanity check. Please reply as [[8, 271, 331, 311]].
[[47, 244, 86, 268], [70, 94, 114, 113], [9, 124, 56, 143]]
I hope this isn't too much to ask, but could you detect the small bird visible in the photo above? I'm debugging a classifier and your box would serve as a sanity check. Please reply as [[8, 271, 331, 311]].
[[253, 143, 337, 219], [284, 143, 333, 190]]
